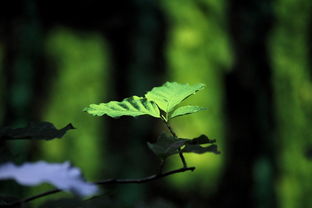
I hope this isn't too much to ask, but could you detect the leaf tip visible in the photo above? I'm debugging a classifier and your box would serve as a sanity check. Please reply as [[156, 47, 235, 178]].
[[82, 107, 89, 112], [66, 123, 76, 130]]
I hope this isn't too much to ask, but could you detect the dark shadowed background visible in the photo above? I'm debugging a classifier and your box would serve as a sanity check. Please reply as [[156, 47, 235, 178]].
[[1, 0, 312, 207]]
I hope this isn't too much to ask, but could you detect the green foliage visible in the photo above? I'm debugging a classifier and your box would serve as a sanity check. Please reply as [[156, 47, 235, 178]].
[[270, 0, 312, 205], [43, 28, 108, 179], [84, 96, 160, 118], [161, 0, 230, 192], [0, 122, 74, 141]]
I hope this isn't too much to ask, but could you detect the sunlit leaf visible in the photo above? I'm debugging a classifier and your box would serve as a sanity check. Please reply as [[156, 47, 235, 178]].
[[0, 161, 98, 197], [84, 96, 160, 118], [169, 105, 206, 119], [147, 134, 187, 159], [0, 122, 74, 141], [145, 82, 205, 113]]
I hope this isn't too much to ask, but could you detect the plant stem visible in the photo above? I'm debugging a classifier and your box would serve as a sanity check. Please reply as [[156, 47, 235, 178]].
[[164, 120, 177, 137], [7, 167, 195, 207], [177, 148, 187, 168], [163, 120, 188, 168]]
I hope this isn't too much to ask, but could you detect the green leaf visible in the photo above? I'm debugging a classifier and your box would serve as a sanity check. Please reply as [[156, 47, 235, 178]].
[[145, 82, 205, 113], [169, 105, 206, 119], [84, 96, 160, 118], [0, 122, 75, 141], [147, 134, 188, 159]]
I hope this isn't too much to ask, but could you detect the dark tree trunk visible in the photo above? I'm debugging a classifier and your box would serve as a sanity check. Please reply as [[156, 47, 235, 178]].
[[100, 1, 168, 205], [309, 13, 312, 79], [212, 0, 277, 207], [0, 0, 47, 197]]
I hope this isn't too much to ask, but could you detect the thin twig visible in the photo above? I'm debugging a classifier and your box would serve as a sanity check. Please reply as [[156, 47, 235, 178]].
[[7, 167, 195, 207], [95, 166, 195, 185], [6, 189, 61, 207], [22, 189, 61, 204]]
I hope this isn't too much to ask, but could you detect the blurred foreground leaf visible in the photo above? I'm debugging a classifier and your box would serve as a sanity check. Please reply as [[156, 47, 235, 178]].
[[0, 161, 98, 197], [0, 122, 74, 141]]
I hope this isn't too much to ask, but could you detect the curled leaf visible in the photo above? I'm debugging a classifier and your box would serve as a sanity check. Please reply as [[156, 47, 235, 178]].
[[84, 96, 160, 118], [0, 161, 98, 197]]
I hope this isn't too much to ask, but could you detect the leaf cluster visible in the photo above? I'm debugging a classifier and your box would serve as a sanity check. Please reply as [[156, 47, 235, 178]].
[[84, 82, 220, 163], [84, 82, 206, 121]]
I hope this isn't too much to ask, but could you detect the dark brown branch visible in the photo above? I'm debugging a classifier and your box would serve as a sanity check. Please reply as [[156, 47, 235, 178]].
[[7, 167, 195, 207]]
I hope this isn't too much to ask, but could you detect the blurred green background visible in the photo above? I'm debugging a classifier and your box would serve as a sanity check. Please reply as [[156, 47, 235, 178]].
[[1, 0, 312, 207]]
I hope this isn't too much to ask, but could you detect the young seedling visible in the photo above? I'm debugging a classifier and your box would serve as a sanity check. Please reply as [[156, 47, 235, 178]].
[[84, 82, 220, 170]]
